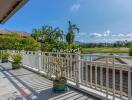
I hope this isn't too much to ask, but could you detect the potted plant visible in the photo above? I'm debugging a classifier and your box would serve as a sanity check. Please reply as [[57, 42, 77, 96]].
[[50, 58, 67, 92], [11, 54, 22, 69], [1, 52, 10, 63]]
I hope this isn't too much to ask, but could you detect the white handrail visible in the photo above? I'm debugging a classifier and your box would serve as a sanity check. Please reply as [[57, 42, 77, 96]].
[[1, 50, 132, 100]]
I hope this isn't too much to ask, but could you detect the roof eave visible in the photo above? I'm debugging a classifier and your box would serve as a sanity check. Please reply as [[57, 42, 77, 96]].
[[0, 0, 28, 24]]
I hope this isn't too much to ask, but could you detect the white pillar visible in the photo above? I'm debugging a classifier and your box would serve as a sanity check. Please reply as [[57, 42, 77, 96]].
[[21, 50, 25, 66], [75, 52, 81, 88], [38, 51, 42, 72]]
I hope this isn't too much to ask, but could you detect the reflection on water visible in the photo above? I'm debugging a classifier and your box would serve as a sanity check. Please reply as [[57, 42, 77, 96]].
[[88, 53, 128, 56], [81, 53, 129, 61]]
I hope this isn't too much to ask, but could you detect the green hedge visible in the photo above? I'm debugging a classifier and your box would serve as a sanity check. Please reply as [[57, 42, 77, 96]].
[[0, 33, 40, 51]]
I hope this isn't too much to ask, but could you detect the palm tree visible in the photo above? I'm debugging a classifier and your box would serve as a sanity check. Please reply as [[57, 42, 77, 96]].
[[66, 21, 79, 45], [31, 28, 43, 41], [51, 27, 64, 41], [31, 28, 37, 39], [40, 25, 64, 43], [31, 25, 64, 51], [31, 25, 64, 42]]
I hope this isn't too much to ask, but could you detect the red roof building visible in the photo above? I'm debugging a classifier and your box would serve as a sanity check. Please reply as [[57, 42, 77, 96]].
[[0, 29, 30, 37]]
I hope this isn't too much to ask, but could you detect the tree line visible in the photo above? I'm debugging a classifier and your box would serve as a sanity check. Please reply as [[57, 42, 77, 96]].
[[80, 40, 132, 48], [31, 21, 80, 53], [0, 21, 80, 52]]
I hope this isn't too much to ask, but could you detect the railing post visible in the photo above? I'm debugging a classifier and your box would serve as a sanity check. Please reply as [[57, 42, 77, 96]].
[[106, 56, 109, 97], [75, 52, 81, 88], [90, 55, 92, 87], [128, 67, 131, 100], [21, 50, 25, 66], [38, 51, 42, 72], [42, 52, 45, 72], [112, 56, 115, 100]]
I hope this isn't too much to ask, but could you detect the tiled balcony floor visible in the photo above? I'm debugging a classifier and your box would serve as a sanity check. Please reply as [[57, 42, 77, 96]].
[[0, 63, 100, 100]]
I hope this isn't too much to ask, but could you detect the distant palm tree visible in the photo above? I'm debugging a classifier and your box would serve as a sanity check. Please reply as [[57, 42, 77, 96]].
[[51, 27, 64, 41], [66, 21, 79, 45], [31, 28, 42, 41]]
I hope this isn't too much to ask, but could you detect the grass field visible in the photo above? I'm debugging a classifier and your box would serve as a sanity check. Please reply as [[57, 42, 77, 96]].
[[81, 47, 129, 53]]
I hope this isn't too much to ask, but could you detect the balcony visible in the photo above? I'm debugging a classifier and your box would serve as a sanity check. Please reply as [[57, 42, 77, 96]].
[[0, 63, 98, 100], [0, 50, 132, 100]]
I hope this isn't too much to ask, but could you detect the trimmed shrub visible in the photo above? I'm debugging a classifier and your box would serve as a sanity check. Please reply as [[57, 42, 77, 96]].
[[1, 52, 10, 59], [11, 54, 22, 64]]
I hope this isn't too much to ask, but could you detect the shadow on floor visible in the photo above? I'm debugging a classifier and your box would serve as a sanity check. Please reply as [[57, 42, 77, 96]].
[[0, 63, 98, 100]]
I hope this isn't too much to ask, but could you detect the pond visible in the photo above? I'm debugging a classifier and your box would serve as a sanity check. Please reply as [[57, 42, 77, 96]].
[[86, 53, 129, 56], [81, 53, 130, 61]]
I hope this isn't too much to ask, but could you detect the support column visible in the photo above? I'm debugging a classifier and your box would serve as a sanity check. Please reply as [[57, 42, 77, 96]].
[[38, 51, 42, 72], [75, 52, 81, 88]]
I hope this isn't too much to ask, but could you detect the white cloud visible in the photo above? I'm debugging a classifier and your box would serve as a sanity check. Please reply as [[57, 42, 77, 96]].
[[90, 33, 102, 37], [75, 30, 132, 43], [90, 30, 111, 38], [126, 33, 132, 37], [112, 33, 124, 37], [103, 30, 110, 37], [70, 3, 80, 12], [119, 33, 124, 37], [112, 33, 132, 38]]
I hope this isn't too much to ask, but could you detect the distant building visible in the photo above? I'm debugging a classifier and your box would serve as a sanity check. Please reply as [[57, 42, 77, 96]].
[[0, 29, 30, 38]]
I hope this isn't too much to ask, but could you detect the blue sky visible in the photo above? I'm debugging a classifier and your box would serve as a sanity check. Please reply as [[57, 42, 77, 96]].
[[1, 0, 132, 43]]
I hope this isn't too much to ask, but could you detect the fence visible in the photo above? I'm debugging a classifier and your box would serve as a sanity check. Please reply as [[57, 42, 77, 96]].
[[0, 50, 132, 100]]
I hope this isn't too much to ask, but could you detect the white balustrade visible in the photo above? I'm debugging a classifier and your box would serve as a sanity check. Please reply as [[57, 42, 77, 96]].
[[1, 50, 132, 100]]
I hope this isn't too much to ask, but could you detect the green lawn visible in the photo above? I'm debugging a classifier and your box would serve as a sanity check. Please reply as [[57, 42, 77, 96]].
[[81, 48, 129, 53]]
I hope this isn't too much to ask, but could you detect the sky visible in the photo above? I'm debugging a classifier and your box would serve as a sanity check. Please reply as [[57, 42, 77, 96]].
[[1, 0, 132, 43]]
